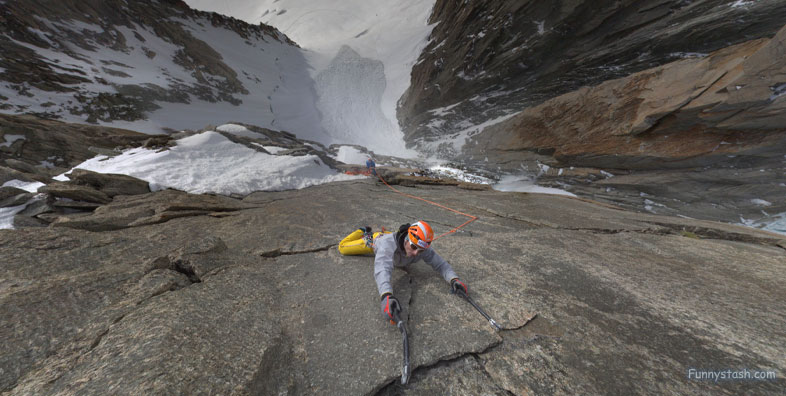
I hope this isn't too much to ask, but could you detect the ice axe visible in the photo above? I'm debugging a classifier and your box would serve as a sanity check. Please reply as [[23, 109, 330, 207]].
[[391, 310, 410, 385], [453, 288, 502, 331]]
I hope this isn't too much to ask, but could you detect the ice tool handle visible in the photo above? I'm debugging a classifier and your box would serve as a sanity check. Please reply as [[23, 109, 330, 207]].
[[454, 288, 502, 331], [392, 311, 410, 385]]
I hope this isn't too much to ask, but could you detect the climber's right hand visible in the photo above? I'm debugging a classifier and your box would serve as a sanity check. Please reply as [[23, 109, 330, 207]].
[[380, 293, 401, 323]]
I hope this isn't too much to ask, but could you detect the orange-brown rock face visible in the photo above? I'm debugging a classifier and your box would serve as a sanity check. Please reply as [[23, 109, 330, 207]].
[[467, 25, 786, 170]]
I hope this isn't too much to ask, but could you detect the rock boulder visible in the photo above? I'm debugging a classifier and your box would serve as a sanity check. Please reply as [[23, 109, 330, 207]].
[[0, 186, 31, 207], [65, 169, 151, 197], [39, 182, 112, 204]]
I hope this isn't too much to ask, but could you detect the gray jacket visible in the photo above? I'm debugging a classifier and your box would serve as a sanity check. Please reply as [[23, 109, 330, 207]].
[[373, 232, 458, 296]]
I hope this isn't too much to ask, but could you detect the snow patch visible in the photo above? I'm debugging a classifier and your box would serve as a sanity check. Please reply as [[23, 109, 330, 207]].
[[428, 102, 462, 117], [53, 18, 105, 34], [492, 174, 576, 197], [429, 165, 494, 185], [750, 198, 772, 207], [334, 146, 371, 165], [56, 131, 364, 195], [420, 111, 520, 157], [2, 179, 45, 192], [730, 0, 754, 8], [769, 83, 786, 101], [760, 212, 786, 235], [669, 52, 708, 59], [25, 27, 57, 47], [216, 123, 267, 139], [216, 124, 252, 134], [537, 163, 550, 175], [0, 201, 31, 230], [0, 134, 25, 147], [739, 212, 786, 236], [259, 144, 287, 154], [534, 20, 545, 35]]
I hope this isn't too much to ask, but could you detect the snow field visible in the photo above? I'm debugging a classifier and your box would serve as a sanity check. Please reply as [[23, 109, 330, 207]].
[[54, 129, 365, 196]]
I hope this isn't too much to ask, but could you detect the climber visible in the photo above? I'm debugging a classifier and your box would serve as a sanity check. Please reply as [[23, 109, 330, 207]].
[[365, 157, 377, 176], [338, 221, 468, 323]]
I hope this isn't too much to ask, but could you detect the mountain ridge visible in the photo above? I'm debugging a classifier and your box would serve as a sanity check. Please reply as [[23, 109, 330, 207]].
[[0, 0, 326, 141]]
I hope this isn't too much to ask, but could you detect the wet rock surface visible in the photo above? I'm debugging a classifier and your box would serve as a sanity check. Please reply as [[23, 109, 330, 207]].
[[2, 179, 784, 394]]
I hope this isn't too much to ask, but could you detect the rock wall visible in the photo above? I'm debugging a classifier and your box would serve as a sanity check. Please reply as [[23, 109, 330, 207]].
[[400, 0, 786, 157], [457, 25, 786, 226], [0, 114, 152, 185], [2, 178, 784, 394], [464, 24, 786, 170]]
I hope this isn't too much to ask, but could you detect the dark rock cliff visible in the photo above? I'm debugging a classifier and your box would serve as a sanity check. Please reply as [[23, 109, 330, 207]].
[[458, 24, 786, 227], [400, 0, 786, 156]]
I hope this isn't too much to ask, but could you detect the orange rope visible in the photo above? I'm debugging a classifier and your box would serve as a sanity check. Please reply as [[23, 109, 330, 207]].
[[375, 171, 477, 241], [345, 169, 373, 176]]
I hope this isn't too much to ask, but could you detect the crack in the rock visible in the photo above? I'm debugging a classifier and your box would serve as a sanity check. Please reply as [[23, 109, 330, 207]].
[[259, 244, 335, 258], [632, 70, 729, 136], [647, 221, 786, 248], [134, 276, 189, 306], [8, 279, 184, 392], [172, 260, 202, 283], [563, 226, 672, 236], [470, 205, 660, 235], [464, 206, 545, 228], [494, 313, 538, 332], [467, 204, 785, 247], [469, 354, 518, 396], [88, 313, 127, 351], [370, 312, 545, 395], [471, 331, 565, 395], [239, 196, 289, 207], [371, 338, 504, 395]]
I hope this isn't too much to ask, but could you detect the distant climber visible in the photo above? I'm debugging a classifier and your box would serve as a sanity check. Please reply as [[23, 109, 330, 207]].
[[338, 221, 468, 323], [365, 157, 376, 176]]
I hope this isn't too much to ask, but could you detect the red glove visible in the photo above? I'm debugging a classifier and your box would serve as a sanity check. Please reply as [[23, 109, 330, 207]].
[[451, 278, 468, 295], [380, 293, 401, 323]]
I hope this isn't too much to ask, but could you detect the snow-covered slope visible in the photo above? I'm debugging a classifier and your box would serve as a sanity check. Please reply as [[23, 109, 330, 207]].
[[0, 0, 330, 144], [52, 126, 365, 196], [184, 0, 436, 157]]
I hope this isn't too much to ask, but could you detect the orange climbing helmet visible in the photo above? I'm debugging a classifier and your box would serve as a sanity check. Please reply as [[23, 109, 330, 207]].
[[408, 221, 434, 249]]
